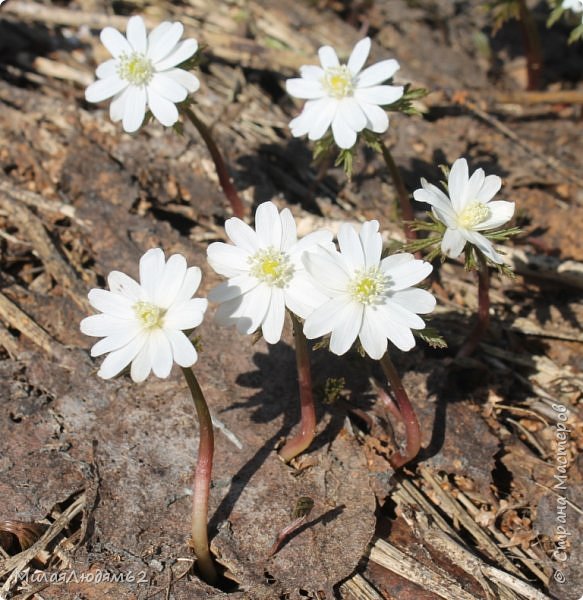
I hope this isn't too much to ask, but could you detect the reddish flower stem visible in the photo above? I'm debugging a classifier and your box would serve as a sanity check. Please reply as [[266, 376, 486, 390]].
[[184, 107, 246, 219], [181, 367, 218, 585], [517, 0, 543, 91], [379, 140, 416, 243], [278, 314, 317, 463], [379, 353, 421, 469], [457, 254, 490, 359]]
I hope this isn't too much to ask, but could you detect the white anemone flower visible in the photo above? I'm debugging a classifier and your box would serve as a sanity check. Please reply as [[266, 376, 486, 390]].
[[85, 15, 200, 133], [302, 221, 435, 360], [80, 248, 207, 382], [412, 158, 515, 264], [286, 37, 404, 149], [207, 201, 333, 344]]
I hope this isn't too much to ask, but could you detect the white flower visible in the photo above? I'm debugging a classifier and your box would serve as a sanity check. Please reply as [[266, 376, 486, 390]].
[[412, 158, 515, 264], [85, 15, 200, 133], [562, 0, 583, 13], [207, 201, 333, 344], [302, 221, 435, 360], [286, 37, 404, 149], [80, 248, 207, 382]]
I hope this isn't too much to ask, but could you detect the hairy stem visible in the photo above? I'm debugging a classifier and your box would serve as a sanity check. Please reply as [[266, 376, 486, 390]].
[[379, 140, 416, 242], [517, 0, 543, 90], [184, 107, 246, 219], [379, 353, 421, 469], [278, 314, 317, 463], [181, 367, 218, 585], [457, 254, 490, 359]]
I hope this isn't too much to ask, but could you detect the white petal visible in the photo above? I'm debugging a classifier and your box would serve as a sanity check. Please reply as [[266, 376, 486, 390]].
[[464, 230, 504, 264], [360, 220, 382, 269], [164, 298, 208, 330], [286, 78, 326, 100], [122, 86, 147, 133], [207, 242, 251, 277], [88, 288, 134, 318], [139, 248, 166, 299], [441, 227, 467, 259], [108, 271, 143, 301], [147, 22, 184, 63], [261, 288, 286, 344], [357, 58, 400, 87], [255, 201, 282, 248], [208, 274, 258, 304], [329, 301, 363, 356], [85, 76, 127, 103], [303, 295, 354, 342], [95, 59, 118, 79], [174, 266, 202, 304], [130, 340, 152, 382], [359, 307, 387, 360], [382, 257, 433, 290], [448, 158, 469, 213], [466, 168, 485, 201], [284, 272, 329, 319], [412, 180, 456, 225], [90, 322, 142, 357], [109, 90, 127, 122], [81, 313, 134, 337], [289, 229, 333, 257], [154, 253, 187, 308], [347, 37, 371, 75], [331, 113, 357, 149], [354, 85, 404, 106], [166, 329, 197, 367], [476, 174, 502, 203], [383, 299, 426, 329], [126, 15, 147, 53], [147, 22, 173, 51], [155, 38, 198, 71], [308, 98, 338, 141], [380, 252, 415, 270], [215, 285, 270, 335], [147, 89, 179, 127], [338, 223, 365, 270], [225, 217, 260, 252], [97, 333, 147, 379], [299, 65, 324, 80], [318, 45, 339, 69], [100, 26, 132, 58], [303, 247, 351, 295], [359, 102, 389, 133], [148, 328, 173, 378], [164, 68, 200, 93], [392, 288, 436, 314], [377, 304, 416, 351], [279, 208, 298, 251], [474, 201, 515, 230], [149, 73, 188, 102], [338, 98, 367, 132]]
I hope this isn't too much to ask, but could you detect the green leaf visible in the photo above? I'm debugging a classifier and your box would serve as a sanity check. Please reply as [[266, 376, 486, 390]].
[[415, 327, 448, 349]]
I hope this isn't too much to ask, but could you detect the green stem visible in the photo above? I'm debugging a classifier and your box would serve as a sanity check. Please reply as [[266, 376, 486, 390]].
[[457, 253, 490, 359], [181, 367, 218, 585], [278, 314, 317, 463], [183, 107, 246, 219], [517, 0, 543, 90], [379, 353, 421, 469], [379, 140, 416, 242]]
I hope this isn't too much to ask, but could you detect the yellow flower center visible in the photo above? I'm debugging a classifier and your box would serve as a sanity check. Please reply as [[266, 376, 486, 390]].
[[249, 247, 294, 287], [349, 268, 387, 305], [117, 52, 154, 86], [457, 201, 490, 229], [133, 301, 164, 329], [321, 66, 354, 99]]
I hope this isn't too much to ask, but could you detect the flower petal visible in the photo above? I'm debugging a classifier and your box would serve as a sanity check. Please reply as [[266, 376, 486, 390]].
[[286, 78, 326, 100], [448, 158, 469, 213], [303, 247, 351, 295], [474, 201, 515, 230], [139, 248, 166, 300], [85, 76, 127, 103], [262, 287, 285, 344], [381, 256, 432, 290], [357, 58, 400, 87], [318, 45, 339, 69], [284, 271, 329, 319], [347, 37, 371, 75], [329, 301, 363, 356], [121, 85, 147, 133], [359, 102, 389, 133], [464, 230, 504, 264], [147, 22, 184, 63], [130, 340, 152, 382], [88, 288, 134, 318], [331, 113, 357, 149], [97, 333, 146, 379], [147, 89, 179, 127], [147, 22, 173, 50], [383, 299, 426, 329], [163, 68, 200, 93], [466, 167, 485, 201], [289, 229, 333, 257], [359, 307, 387, 360], [80, 313, 135, 337], [149, 73, 188, 102], [126, 15, 147, 54], [289, 99, 322, 137], [100, 26, 132, 58], [338, 98, 367, 132], [307, 98, 337, 141], [164, 298, 208, 330], [207, 242, 251, 277], [95, 58, 118, 79], [360, 220, 382, 269], [109, 89, 127, 122], [90, 322, 142, 357], [299, 65, 324, 80], [108, 271, 143, 301], [476, 174, 502, 204], [215, 285, 270, 335], [208, 274, 258, 304], [255, 201, 282, 248], [391, 288, 436, 314], [154, 38, 198, 71], [338, 223, 365, 270], [413, 180, 457, 225], [279, 208, 298, 252], [174, 266, 202, 304], [354, 85, 404, 106], [148, 328, 173, 378], [441, 227, 467, 259], [377, 304, 416, 351], [303, 295, 354, 344], [166, 329, 197, 367], [154, 253, 187, 308], [225, 217, 261, 252]]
